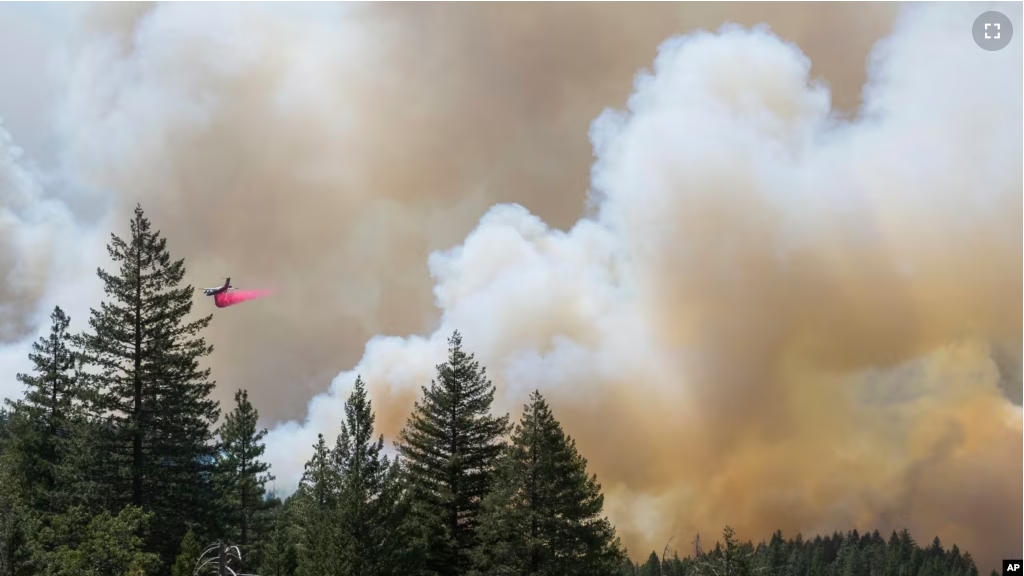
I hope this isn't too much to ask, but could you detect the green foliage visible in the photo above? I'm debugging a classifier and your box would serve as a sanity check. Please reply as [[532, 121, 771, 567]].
[[684, 526, 757, 576], [397, 331, 511, 576], [216, 389, 274, 568], [295, 433, 341, 576], [0, 435, 32, 576], [75, 204, 220, 565], [472, 390, 626, 576], [170, 529, 200, 576], [259, 496, 301, 576], [639, 551, 661, 576], [333, 376, 415, 575], [25, 505, 160, 576], [631, 527, 983, 576], [290, 378, 419, 575], [3, 307, 79, 515]]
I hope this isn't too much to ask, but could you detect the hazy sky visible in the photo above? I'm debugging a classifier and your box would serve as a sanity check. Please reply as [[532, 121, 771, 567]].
[[0, 1, 1020, 568]]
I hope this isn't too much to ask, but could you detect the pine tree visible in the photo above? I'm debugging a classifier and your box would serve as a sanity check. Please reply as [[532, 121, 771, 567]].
[[927, 536, 944, 559], [767, 530, 787, 575], [472, 391, 626, 576], [217, 389, 274, 564], [962, 553, 979, 576], [690, 527, 754, 576], [76, 204, 220, 565], [171, 528, 201, 576], [0, 430, 31, 576], [3, 306, 78, 514], [25, 504, 161, 575], [295, 434, 341, 576], [260, 497, 300, 576], [397, 331, 511, 576], [639, 551, 661, 576], [839, 537, 863, 576], [333, 376, 412, 575]]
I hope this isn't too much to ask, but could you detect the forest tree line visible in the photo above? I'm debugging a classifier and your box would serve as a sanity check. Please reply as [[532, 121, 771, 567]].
[[0, 206, 993, 576]]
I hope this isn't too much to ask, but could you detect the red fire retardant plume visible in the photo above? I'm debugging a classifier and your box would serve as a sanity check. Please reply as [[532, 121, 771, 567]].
[[214, 289, 275, 308]]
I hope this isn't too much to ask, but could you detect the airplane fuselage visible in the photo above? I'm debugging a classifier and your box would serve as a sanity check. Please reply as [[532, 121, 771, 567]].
[[202, 278, 233, 297]]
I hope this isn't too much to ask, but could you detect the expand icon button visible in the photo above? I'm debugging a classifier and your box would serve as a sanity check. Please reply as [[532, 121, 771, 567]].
[[973, 11, 1014, 51]]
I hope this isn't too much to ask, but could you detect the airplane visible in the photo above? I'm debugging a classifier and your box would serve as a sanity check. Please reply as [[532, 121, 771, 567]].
[[199, 277, 235, 297]]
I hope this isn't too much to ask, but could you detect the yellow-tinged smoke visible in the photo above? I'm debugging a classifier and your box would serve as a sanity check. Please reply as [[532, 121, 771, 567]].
[[36, 1, 900, 419], [261, 4, 1022, 569]]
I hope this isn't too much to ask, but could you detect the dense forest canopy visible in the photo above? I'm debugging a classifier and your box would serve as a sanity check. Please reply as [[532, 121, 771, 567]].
[[0, 207, 998, 576]]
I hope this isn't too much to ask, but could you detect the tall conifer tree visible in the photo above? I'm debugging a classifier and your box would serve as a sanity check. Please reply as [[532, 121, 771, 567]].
[[296, 434, 340, 576], [0, 423, 30, 576], [259, 497, 300, 576], [216, 388, 274, 560], [639, 552, 661, 576], [334, 376, 411, 575], [397, 331, 511, 576], [77, 204, 220, 565], [472, 391, 625, 576], [3, 306, 78, 514]]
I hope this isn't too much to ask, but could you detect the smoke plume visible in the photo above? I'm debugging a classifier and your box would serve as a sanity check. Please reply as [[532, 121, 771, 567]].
[[0, 1, 1020, 570], [36, 1, 900, 420], [0, 123, 80, 343], [260, 2, 1022, 569]]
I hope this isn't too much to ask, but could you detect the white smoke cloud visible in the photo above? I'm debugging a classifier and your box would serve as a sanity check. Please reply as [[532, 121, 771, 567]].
[[263, 2, 1021, 566], [0, 119, 110, 401], [0, 123, 84, 329], [0, 3, 111, 401], [7, 0, 905, 429]]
